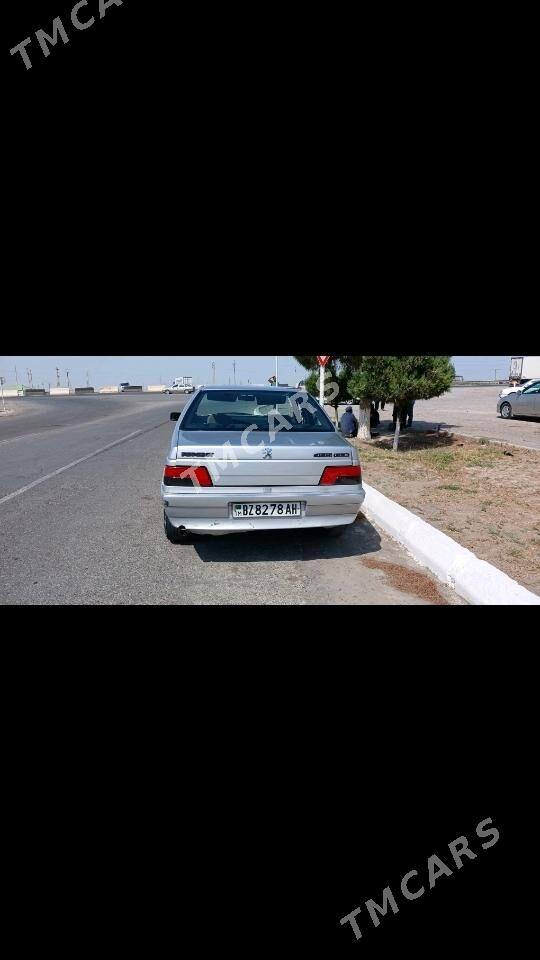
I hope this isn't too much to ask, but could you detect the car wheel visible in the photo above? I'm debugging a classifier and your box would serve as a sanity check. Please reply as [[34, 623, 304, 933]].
[[325, 525, 348, 537], [164, 512, 191, 544], [500, 402, 512, 419]]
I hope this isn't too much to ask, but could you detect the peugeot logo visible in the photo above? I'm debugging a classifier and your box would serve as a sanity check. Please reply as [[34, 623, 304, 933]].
[[263, 448, 273, 460]]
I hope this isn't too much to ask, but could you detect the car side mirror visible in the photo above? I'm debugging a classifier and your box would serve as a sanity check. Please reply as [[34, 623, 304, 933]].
[[170, 412, 180, 422]]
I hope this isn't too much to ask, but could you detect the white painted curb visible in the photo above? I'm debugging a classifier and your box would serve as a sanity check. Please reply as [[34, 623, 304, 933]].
[[362, 482, 540, 605]]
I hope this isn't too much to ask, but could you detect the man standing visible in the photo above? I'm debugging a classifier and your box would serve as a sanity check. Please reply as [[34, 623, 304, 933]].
[[390, 403, 407, 431]]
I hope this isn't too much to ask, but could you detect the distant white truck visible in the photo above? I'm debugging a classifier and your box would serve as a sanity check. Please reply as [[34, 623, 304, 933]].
[[163, 377, 194, 395], [509, 357, 540, 384]]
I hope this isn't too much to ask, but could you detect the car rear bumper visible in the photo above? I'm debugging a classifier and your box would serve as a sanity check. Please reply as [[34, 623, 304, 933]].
[[162, 483, 365, 534]]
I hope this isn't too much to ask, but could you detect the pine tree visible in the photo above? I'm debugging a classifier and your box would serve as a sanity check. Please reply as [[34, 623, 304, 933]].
[[293, 355, 371, 438], [347, 356, 455, 450]]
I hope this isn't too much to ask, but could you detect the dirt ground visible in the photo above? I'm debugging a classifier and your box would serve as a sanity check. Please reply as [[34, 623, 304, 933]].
[[354, 430, 540, 597]]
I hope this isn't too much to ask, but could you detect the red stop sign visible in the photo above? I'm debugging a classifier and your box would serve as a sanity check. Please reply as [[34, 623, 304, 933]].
[[317, 356, 330, 367]]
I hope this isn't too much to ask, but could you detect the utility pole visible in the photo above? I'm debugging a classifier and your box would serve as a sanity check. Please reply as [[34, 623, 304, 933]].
[[27, 368, 33, 386], [14, 367, 19, 387], [66, 370, 70, 388], [86, 370, 90, 387], [56, 367, 60, 387], [0, 377, 6, 413], [233, 360, 236, 384]]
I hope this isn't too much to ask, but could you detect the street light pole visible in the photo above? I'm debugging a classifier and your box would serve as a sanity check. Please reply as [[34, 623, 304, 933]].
[[275, 356, 279, 387], [66, 370, 70, 389], [233, 360, 236, 384], [212, 362, 216, 384]]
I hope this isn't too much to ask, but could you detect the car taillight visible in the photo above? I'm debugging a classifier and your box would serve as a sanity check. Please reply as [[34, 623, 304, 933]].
[[319, 465, 362, 485], [163, 465, 213, 487]]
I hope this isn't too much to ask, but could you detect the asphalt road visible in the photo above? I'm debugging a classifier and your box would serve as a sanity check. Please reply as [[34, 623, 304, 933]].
[[0, 395, 463, 605]]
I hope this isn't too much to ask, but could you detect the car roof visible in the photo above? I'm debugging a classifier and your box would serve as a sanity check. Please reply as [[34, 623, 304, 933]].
[[197, 384, 304, 392]]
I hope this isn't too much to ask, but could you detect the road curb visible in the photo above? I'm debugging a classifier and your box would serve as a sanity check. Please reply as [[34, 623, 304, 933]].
[[362, 482, 540, 605]]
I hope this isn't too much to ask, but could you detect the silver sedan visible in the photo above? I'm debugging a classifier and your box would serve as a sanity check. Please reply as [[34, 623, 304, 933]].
[[161, 386, 365, 541], [497, 382, 540, 419]]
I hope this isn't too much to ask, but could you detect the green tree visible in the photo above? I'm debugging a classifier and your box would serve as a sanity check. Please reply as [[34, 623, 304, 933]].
[[347, 356, 455, 450], [304, 363, 350, 422], [335, 356, 372, 438], [294, 355, 371, 438]]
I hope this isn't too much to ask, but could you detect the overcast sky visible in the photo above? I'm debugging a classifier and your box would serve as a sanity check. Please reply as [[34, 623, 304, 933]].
[[0, 356, 514, 387]]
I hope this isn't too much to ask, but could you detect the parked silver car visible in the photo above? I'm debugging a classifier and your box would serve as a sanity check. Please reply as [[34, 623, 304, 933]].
[[499, 378, 540, 398], [497, 382, 540, 419], [163, 384, 195, 395], [161, 386, 365, 541]]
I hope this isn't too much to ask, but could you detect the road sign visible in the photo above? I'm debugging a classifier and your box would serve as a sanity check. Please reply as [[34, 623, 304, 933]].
[[317, 356, 330, 367]]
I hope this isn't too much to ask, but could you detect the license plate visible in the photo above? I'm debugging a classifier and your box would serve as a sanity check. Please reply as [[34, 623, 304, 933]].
[[232, 502, 302, 518]]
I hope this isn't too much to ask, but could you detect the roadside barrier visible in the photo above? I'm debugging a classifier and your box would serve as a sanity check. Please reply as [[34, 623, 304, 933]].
[[362, 482, 540, 605]]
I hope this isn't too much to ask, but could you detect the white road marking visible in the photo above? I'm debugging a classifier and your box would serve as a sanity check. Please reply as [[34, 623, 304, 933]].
[[1, 430, 55, 445], [0, 430, 142, 506], [0, 400, 172, 444]]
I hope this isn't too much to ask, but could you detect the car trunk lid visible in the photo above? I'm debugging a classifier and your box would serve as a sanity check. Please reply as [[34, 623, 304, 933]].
[[174, 430, 353, 486]]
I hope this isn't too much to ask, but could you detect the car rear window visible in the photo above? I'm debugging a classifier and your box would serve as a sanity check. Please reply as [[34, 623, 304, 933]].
[[181, 390, 335, 432]]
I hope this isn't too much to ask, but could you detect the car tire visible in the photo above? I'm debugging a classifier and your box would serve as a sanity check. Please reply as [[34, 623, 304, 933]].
[[325, 525, 348, 537], [164, 512, 191, 544], [500, 402, 513, 419]]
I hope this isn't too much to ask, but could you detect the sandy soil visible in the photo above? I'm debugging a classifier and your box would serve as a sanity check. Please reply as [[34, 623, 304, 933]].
[[354, 431, 540, 597]]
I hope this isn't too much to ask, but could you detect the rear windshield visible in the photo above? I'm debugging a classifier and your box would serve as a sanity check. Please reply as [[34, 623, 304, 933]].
[[181, 390, 335, 432]]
